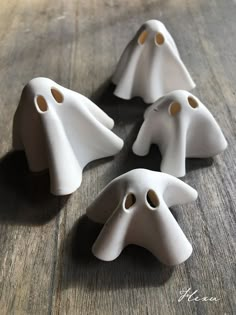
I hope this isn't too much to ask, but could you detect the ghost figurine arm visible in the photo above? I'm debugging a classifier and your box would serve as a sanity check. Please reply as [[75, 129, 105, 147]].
[[145, 202, 193, 265], [92, 205, 132, 261], [188, 108, 228, 157], [86, 179, 122, 224], [161, 174, 198, 208], [39, 106, 82, 195], [113, 42, 143, 100], [162, 43, 196, 92], [132, 120, 153, 156], [204, 118, 227, 156], [78, 94, 114, 130], [160, 121, 187, 177]]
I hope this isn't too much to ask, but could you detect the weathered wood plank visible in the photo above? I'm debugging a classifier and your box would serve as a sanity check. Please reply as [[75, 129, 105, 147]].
[[0, 0, 74, 314]]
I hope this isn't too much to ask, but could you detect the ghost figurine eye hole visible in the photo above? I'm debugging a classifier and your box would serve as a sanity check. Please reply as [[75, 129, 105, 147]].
[[168, 102, 181, 116], [188, 96, 198, 109], [146, 190, 160, 209], [155, 32, 165, 46], [51, 87, 64, 104], [138, 30, 148, 45], [35, 95, 48, 112], [124, 193, 136, 210]]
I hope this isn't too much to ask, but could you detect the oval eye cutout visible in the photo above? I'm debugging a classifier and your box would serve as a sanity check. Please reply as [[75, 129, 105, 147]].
[[124, 193, 136, 209], [188, 96, 198, 109], [51, 87, 64, 103], [146, 190, 160, 208], [169, 102, 181, 116], [35, 95, 48, 112], [155, 32, 164, 45], [138, 30, 148, 45]]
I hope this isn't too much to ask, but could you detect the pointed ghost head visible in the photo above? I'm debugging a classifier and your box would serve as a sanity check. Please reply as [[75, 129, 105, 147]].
[[112, 20, 195, 103], [137, 20, 166, 47], [133, 90, 227, 177], [87, 169, 198, 265], [34, 84, 64, 114]]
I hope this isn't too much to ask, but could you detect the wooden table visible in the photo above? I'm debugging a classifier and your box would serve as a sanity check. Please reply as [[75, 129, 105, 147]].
[[0, 0, 235, 314]]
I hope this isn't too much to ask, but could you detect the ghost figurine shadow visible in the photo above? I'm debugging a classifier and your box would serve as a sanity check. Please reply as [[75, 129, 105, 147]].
[[185, 157, 214, 173], [120, 122, 163, 175], [60, 215, 174, 291], [91, 79, 147, 125], [0, 151, 68, 225]]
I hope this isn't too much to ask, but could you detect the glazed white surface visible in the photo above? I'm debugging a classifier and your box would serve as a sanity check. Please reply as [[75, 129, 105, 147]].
[[13, 77, 124, 195], [133, 90, 227, 177], [112, 20, 195, 103], [87, 169, 198, 265]]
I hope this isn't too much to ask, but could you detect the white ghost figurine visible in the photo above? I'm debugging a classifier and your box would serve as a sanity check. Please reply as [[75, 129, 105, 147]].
[[133, 90, 227, 177], [13, 77, 124, 195], [112, 20, 195, 103], [86, 169, 198, 266]]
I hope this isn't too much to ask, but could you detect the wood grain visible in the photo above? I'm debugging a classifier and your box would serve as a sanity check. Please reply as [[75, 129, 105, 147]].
[[0, 0, 235, 314]]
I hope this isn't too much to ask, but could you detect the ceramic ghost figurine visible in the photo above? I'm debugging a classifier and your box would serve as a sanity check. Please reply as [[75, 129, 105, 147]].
[[112, 19, 195, 103], [133, 90, 227, 177], [86, 169, 198, 265], [13, 77, 124, 195]]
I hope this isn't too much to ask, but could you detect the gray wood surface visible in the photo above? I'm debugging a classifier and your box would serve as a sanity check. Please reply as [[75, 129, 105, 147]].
[[0, 0, 235, 314]]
